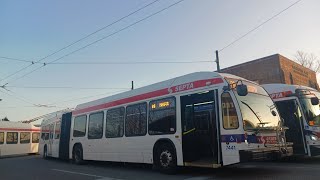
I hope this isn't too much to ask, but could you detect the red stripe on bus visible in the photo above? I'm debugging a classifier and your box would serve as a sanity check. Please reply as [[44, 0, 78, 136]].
[[73, 78, 223, 115], [0, 128, 40, 132]]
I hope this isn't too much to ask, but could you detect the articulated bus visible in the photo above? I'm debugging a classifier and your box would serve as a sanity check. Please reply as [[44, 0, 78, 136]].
[[0, 121, 40, 157], [40, 72, 291, 173], [263, 84, 320, 157]]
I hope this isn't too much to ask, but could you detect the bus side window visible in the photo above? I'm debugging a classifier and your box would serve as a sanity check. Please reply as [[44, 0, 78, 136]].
[[55, 122, 61, 139], [106, 107, 125, 138], [88, 112, 104, 139], [73, 115, 87, 137], [0, 132, 4, 144], [20, 132, 31, 144], [6, 132, 18, 144], [149, 97, 176, 135], [125, 102, 147, 137], [221, 92, 239, 129], [32, 133, 40, 143], [41, 125, 49, 140]]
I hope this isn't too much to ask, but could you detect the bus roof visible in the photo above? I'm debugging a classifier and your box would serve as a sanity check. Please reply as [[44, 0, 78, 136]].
[[0, 121, 39, 131], [262, 84, 318, 99], [73, 71, 255, 116], [41, 109, 71, 126]]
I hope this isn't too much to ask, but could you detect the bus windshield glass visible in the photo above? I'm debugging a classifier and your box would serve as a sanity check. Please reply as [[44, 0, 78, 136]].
[[227, 78, 280, 130], [298, 90, 320, 126]]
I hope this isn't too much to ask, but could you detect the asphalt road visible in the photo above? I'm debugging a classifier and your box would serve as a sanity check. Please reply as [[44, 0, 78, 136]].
[[0, 155, 320, 180]]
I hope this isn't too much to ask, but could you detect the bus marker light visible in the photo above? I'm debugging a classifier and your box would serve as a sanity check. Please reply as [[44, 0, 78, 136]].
[[310, 121, 315, 126]]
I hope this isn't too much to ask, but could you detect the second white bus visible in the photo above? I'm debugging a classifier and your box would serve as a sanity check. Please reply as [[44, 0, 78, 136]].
[[0, 121, 40, 157], [263, 84, 320, 157]]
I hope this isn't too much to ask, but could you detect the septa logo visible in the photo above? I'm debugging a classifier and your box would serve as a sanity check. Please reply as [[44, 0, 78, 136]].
[[270, 91, 292, 99]]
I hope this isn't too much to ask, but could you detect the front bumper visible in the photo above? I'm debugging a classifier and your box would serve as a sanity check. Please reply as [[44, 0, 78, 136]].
[[239, 146, 293, 162], [310, 145, 320, 156]]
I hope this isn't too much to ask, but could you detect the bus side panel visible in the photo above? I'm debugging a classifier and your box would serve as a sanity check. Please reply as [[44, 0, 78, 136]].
[[59, 112, 72, 160]]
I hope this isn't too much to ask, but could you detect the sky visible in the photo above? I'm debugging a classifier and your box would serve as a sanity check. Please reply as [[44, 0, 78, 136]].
[[0, 0, 320, 122]]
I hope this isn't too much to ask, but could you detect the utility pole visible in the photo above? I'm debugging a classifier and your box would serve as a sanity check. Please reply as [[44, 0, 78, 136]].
[[131, 81, 134, 90], [215, 50, 220, 72]]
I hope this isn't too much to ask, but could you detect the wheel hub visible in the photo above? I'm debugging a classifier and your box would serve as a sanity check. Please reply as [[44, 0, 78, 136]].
[[160, 150, 172, 167]]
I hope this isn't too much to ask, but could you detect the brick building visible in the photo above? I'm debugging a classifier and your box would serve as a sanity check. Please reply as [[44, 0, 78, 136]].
[[221, 54, 318, 89]]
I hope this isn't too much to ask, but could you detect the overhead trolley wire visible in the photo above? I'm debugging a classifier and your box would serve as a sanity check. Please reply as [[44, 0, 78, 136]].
[[6, 85, 130, 90], [219, 0, 302, 52], [0, 56, 33, 63], [0, 0, 161, 83], [0, 88, 37, 106], [49, 60, 212, 65], [4, 0, 187, 85]]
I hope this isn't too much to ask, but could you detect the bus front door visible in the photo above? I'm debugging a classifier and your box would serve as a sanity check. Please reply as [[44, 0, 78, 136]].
[[275, 99, 306, 155], [181, 90, 219, 166]]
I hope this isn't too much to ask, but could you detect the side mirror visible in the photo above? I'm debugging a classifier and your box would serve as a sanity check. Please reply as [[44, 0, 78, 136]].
[[237, 84, 248, 96], [311, 97, 319, 105], [223, 85, 230, 91]]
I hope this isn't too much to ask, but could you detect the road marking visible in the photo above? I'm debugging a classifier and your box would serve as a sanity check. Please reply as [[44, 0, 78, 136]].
[[242, 164, 319, 170], [51, 169, 104, 178], [184, 177, 213, 180]]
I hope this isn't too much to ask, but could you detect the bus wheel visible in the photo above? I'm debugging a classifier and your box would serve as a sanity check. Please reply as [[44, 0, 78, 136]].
[[73, 145, 84, 165], [155, 143, 177, 174], [43, 145, 48, 159]]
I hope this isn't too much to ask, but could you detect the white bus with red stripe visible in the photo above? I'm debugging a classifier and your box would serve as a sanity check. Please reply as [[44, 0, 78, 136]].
[[0, 121, 40, 157], [263, 84, 320, 157], [40, 72, 290, 173]]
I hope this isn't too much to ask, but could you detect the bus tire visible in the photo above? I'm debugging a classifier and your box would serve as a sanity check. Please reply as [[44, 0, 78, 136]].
[[154, 143, 177, 174], [73, 144, 84, 165], [43, 145, 48, 159]]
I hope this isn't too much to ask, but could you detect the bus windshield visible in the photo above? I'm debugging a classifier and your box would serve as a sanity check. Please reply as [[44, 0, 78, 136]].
[[228, 79, 280, 130], [298, 90, 320, 126]]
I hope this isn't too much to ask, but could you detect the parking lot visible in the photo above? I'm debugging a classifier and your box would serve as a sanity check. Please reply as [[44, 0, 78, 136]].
[[1, 155, 320, 180]]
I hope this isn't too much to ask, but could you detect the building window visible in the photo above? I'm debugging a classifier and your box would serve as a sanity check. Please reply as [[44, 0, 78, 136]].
[[55, 122, 61, 139], [6, 132, 18, 144], [149, 97, 176, 135], [20, 132, 31, 144], [32, 133, 40, 143], [221, 92, 239, 129], [125, 102, 147, 137], [73, 115, 87, 137], [106, 107, 125, 138], [0, 132, 4, 144], [88, 112, 104, 139]]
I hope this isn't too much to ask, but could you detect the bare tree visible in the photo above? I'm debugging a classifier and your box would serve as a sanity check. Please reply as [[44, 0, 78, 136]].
[[294, 51, 320, 73], [1, 117, 9, 121]]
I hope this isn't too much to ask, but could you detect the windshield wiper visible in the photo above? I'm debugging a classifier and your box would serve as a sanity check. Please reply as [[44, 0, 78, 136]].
[[241, 101, 262, 123]]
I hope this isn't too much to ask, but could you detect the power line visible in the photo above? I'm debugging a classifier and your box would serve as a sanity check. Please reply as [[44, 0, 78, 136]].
[[0, 106, 68, 109], [4, 0, 187, 85], [6, 85, 130, 90], [49, 60, 212, 65], [0, 88, 37, 106], [0, 56, 33, 63], [47, 89, 128, 106], [0, 59, 213, 65], [219, 0, 302, 52], [0, 0, 161, 83]]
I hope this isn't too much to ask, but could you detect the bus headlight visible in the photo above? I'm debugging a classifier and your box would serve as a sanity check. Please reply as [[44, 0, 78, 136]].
[[310, 135, 318, 141]]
